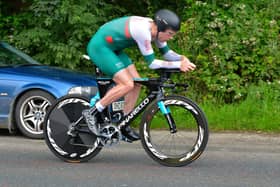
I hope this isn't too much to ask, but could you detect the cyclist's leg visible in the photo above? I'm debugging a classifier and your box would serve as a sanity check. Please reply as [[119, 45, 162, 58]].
[[88, 42, 139, 141], [116, 52, 140, 141], [117, 51, 141, 115], [88, 47, 135, 109], [123, 64, 141, 115], [103, 68, 140, 141], [99, 68, 134, 107]]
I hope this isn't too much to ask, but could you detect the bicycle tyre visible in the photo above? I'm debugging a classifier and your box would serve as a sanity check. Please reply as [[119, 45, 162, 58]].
[[44, 95, 102, 163], [139, 95, 209, 167]]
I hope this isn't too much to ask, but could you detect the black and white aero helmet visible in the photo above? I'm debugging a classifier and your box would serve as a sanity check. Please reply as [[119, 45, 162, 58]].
[[154, 9, 181, 32]]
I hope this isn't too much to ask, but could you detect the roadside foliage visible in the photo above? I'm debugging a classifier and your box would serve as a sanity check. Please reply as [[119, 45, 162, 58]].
[[1, 0, 279, 103]]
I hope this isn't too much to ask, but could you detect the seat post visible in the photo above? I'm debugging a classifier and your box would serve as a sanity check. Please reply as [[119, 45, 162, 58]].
[[94, 65, 102, 77]]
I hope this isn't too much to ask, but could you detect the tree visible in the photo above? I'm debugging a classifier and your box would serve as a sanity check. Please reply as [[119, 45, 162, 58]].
[[3, 0, 126, 71]]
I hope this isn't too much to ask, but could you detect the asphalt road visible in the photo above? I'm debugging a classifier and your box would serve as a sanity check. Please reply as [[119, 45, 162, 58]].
[[0, 129, 279, 187]]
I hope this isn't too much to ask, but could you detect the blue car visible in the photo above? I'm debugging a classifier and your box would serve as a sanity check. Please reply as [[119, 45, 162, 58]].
[[0, 41, 97, 139]]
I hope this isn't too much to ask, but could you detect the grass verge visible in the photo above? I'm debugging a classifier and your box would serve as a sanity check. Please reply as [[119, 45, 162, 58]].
[[201, 81, 280, 132]]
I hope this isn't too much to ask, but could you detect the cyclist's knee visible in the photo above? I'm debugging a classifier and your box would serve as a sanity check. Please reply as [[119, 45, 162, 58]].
[[135, 83, 142, 89], [124, 80, 134, 91]]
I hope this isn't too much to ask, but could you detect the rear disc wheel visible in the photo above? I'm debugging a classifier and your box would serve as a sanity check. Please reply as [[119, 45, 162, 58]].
[[44, 95, 102, 162]]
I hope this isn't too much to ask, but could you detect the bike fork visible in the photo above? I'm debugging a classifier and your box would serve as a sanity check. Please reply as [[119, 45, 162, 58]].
[[157, 101, 177, 133]]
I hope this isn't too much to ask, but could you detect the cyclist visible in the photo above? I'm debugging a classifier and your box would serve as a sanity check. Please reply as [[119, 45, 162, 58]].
[[87, 9, 196, 142]]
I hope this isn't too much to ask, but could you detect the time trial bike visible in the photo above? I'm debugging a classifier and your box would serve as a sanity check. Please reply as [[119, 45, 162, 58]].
[[44, 67, 209, 167]]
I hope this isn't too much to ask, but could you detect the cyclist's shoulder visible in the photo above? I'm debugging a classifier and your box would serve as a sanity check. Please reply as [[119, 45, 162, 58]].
[[129, 16, 152, 40], [107, 16, 136, 24], [130, 16, 153, 22]]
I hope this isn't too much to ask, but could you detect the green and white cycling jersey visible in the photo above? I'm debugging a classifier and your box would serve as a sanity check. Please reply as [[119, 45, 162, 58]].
[[87, 16, 181, 77]]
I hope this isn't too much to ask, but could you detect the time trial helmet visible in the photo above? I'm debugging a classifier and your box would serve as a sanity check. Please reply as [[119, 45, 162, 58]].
[[154, 9, 181, 32]]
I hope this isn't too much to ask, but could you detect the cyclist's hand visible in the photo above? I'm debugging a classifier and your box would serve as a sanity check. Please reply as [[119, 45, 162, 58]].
[[180, 56, 196, 72]]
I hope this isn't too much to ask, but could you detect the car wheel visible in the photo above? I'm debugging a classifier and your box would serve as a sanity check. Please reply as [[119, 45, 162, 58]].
[[15, 90, 56, 139]]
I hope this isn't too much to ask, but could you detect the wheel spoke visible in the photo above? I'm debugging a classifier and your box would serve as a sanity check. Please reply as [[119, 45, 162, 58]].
[[40, 100, 50, 111], [23, 113, 36, 124], [27, 99, 38, 109], [34, 119, 42, 132], [23, 113, 34, 120]]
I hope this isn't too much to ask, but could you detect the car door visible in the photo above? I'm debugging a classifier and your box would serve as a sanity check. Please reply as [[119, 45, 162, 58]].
[[0, 77, 14, 125], [0, 71, 25, 126]]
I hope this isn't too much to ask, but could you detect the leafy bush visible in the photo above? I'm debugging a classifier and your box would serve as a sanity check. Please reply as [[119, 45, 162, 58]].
[[1, 0, 279, 103], [177, 0, 280, 102], [2, 0, 126, 71]]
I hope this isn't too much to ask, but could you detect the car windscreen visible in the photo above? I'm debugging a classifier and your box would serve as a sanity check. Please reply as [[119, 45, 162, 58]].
[[0, 43, 40, 67]]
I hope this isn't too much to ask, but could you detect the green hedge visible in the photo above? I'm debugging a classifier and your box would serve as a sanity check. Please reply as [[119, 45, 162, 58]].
[[177, 0, 280, 103], [1, 0, 279, 103]]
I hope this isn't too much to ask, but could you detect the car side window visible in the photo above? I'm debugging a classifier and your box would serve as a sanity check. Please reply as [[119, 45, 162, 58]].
[[0, 47, 28, 67]]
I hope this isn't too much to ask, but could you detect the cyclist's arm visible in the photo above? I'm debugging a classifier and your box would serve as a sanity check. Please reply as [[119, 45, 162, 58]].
[[134, 39, 181, 69], [130, 18, 181, 69], [155, 41, 182, 61], [154, 41, 196, 72], [145, 54, 181, 69], [136, 45, 181, 69]]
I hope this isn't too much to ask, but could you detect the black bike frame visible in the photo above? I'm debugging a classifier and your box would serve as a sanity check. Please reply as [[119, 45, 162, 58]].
[[96, 75, 178, 132], [117, 78, 160, 129]]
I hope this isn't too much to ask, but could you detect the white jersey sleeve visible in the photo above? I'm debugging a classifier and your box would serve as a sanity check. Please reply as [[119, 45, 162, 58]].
[[129, 16, 181, 69], [148, 59, 181, 69], [129, 16, 154, 57]]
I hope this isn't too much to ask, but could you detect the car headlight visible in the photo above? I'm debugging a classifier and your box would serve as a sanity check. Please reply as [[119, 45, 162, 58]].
[[68, 86, 98, 97]]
